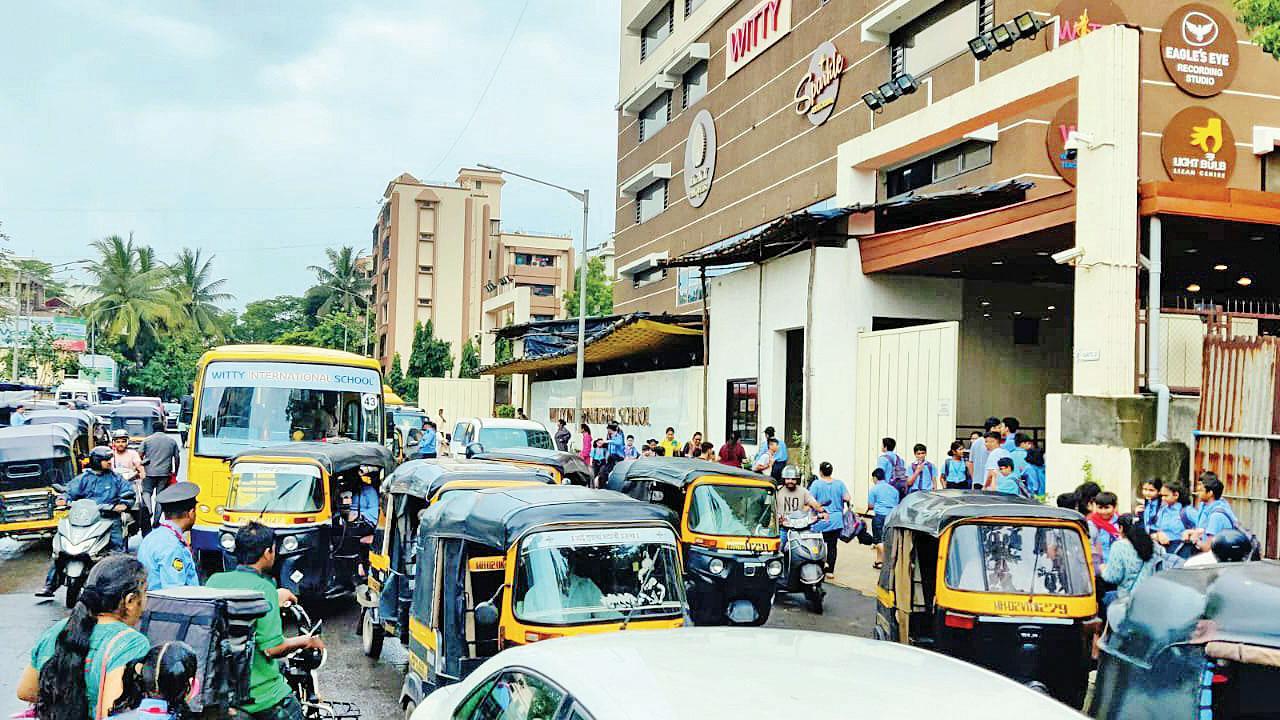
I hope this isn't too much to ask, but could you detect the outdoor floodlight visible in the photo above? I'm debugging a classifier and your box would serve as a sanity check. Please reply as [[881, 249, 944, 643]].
[[991, 23, 1016, 50], [968, 32, 997, 60], [893, 74, 919, 95], [1013, 11, 1044, 39], [862, 91, 885, 112], [877, 81, 900, 101]]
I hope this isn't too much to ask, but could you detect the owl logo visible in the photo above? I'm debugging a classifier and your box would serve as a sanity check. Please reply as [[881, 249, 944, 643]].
[[1182, 11, 1218, 47], [1189, 117, 1224, 155]]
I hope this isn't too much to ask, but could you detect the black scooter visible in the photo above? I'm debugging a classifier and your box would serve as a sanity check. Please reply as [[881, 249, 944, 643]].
[[776, 511, 827, 613]]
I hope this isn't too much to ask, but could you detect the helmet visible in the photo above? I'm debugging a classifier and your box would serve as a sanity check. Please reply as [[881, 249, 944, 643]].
[[1211, 529, 1252, 563], [88, 446, 114, 470], [111, 429, 129, 441], [781, 465, 800, 481]]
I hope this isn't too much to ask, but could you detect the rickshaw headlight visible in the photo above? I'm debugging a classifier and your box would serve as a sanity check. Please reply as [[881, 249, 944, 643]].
[[766, 559, 783, 578], [280, 535, 300, 553], [219, 533, 236, 552], [707, 558, 725, 576]]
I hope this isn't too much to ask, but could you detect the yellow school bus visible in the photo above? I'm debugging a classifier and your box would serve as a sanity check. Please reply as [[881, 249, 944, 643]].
[[185, 345, 384, 562]]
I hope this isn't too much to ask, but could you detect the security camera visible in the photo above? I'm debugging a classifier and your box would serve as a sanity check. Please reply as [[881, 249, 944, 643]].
[[1051, 247, 1085, 266]]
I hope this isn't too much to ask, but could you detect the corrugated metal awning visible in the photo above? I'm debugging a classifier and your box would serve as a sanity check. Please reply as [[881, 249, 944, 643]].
[[482, 318, 703, 376]]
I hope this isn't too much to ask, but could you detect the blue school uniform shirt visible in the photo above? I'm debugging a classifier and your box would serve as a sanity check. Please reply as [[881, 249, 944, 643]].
[[608, 432, 626, 459], [356, 484, 379, 525], [909, 460, 938, 493], [1141, 499, 1160, 529], [1003, 434, 1018, 451], [876, 452, 901, 483], [1153, 502, 1190, 538], [419, 427, 437, 455], [1010, 448, 1028, 474], [809, 478, 848, 533], [944, 458, 969, 486], [773, 441, 788, 463], [868, 481, 900, 517], [1021, 463, 1046, 497], [1194, 499, 1239, 538], [1088, 517, 1118, 573], [995, 471, 1022, 496], [591, 445, 606, 461]]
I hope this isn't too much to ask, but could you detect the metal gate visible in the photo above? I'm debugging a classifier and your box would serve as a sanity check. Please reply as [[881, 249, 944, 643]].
[[852, 322, 959, 500], [1195, 336, 1280, 558]]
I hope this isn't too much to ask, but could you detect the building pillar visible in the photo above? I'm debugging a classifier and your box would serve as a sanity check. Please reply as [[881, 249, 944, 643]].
[[1070, 27, 1140, 396]]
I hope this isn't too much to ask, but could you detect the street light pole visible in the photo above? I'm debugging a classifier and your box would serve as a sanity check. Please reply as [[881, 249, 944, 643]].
[[477, 163, 590, 429]]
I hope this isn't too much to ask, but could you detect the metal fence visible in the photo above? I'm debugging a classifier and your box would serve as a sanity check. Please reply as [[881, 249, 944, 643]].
[[1139, 306, 1270, 394]]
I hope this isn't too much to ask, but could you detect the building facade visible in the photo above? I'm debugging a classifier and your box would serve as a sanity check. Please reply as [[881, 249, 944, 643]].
[[373, 170, 574, 374]]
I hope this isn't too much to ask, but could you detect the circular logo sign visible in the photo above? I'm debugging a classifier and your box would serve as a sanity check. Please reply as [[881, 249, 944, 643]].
[[793, 41, 846, 127], [1045, 0, 1127, 49], [1160, 3, 1239, 97], [684, 109, 717, 209], [361, 392, 380, 411], [1045, 99, 1079, 187], [1161, 106, 1236, 185]]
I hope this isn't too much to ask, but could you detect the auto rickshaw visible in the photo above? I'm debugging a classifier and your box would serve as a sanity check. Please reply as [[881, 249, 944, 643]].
[[358, 459, 557, 658], [0, 423, 77, 540], [396, 485, 687, 714], [218, 441, 394, 599], [473, 447, 594, 486], [108, 402, 165, 448], [607, 457, 782, 625], [23, 408, 101, 461], [875, 491, 1098, 705], [385, 406, 429, 462], [1091, 561, 1280, 719]]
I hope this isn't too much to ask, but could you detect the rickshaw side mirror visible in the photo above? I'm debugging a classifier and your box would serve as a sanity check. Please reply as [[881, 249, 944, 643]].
[[474, 601, 499, 627], [465, 442, 485, 459]]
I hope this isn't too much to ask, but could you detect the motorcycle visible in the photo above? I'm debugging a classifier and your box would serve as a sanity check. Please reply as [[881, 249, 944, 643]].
[[280, 604, 360, 720], [776, 510, 827, 614], [50, 494, 134, 607]]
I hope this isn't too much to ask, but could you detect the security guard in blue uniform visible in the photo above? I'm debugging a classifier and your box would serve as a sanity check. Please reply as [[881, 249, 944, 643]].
[[136, 482, 201, 590]]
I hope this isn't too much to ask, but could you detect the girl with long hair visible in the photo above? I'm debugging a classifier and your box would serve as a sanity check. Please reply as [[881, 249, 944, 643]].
[[110, 642, 199, 720], [1100, 514, 1167, 610], [17, 555, 152, 720]]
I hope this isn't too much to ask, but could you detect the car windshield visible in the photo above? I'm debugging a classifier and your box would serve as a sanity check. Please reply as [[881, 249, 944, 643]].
[[227, 463, 323, 514], [478, 427, 552, 450], [687, 483, 778, 538], [945, 523, 1093, 596], [392, 412, 427, 444], [513, 527, 684, 625]]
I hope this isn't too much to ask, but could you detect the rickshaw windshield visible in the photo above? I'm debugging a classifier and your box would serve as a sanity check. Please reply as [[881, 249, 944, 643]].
[[513, 527, 684, 625], [227, 463, 324, 514], [687, 483, 778, 538], [110, 416, 156, 436], [945, 523, 1093, 596]]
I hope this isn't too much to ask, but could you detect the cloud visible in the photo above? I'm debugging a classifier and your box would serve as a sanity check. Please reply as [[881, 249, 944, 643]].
[[121, 12, 225, 59]]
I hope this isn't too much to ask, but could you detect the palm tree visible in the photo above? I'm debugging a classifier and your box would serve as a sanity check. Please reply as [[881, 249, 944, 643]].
[[82, 235, 175, 353], [307, 246, 370, 315], [169, 248, 233, 339]]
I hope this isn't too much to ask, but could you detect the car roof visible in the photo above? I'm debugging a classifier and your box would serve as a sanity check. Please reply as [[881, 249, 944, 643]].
[[463, 417, 546, 429], [455, 628, 1083, 719]]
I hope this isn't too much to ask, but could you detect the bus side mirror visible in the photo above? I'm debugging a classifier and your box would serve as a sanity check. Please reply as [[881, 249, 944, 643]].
[[179, 396, 194, 424], [474, 601, 499, 627], [465, 442, 485, 459]]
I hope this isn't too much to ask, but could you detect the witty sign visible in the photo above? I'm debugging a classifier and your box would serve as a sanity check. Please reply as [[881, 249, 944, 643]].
[[1044, 99, 1079, 187], [1161, 106, 1236, 185], [1046, 0, 1127, 49], [1160, 3, 1238, 97], [794, 41, 845, 126], [725, 0, 791, 78], [684, 110, 717, 208]]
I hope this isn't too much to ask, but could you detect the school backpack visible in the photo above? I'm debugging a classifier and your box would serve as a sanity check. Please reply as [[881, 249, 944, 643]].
[[884, 453, 909, 498], [1210, 505, 1263, 561]]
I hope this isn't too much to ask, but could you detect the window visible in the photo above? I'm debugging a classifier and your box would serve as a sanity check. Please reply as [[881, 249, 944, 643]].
[[726, 379, 758, 444], [640, 2, 673, 61], [636, 179, 667, 223], [632, 266, 665, 288], [1265, 152, 1279, 192], [532, 314, 554, 322], [489, 219, 500, 235], [682, 60, 708, 109], [638, 92, 670, 142], [419, 264, 432, 273], [514, 253, 556, 267], [684, 0, 705, 16], [452, 669, 566, 720], [885, 140, 993, 197], [890, 0, 989, 77], [522, 284, 555, 297], [945, 524, 1093, 596], [475, 180, 482, 189], [688, 484, 778, 538]]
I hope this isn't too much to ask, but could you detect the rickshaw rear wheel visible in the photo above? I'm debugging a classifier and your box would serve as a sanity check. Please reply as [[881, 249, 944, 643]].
[[361, 608, 384, 658]]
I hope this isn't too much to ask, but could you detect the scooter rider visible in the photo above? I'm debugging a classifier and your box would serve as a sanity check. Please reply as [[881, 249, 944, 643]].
[[35, 446, 136, 597], [776, 466, 828, 536]]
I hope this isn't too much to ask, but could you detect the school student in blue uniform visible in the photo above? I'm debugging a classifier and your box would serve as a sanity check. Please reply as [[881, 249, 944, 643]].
[[1150, 480, 1191, 556], [907, 443, 938, 494], [944, 442, 970, 489], [1182, 472, 1241, 554], [867, 468, 900, 569], [136, 482, 201, 590]]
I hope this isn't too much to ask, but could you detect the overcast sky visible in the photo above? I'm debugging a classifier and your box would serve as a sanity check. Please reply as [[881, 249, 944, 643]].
[[0, 1, 619, 308]]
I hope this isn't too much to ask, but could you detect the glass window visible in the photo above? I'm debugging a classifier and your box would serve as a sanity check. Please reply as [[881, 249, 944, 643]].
[[513, 527, 685, 625], [109, 415, 157, 437], [477, 427, 553, 450], [726, 379, 758, 444], [636, 180, 667, 224], [945, 524, 1093, 596], [638, 92, 670, 143], [454, 670, 565, 720], [684, 0, 705, 16], [886, 141, 993, 197], [640, 2, 673, 61], [1265, 151, 1279, 192], [227, 463, 324, 514], [892, 0, 981, 77], [688, 484, 778, 538], [564, 703, 595, 720], [682, 60, 708, 109], [196, 386, 381, 458]]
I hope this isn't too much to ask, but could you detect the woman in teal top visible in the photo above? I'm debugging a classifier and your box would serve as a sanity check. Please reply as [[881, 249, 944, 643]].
[[17, 556, 152, 720]]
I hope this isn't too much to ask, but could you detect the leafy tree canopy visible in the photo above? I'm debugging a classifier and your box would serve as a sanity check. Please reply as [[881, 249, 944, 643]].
[[234, 295, 308, 343], [129, 332, 204, 400], [563, 256, 613, 317], [1236, 0, 1280, 59], [407, 320, 453, 379], [459, 336, 481, 379]]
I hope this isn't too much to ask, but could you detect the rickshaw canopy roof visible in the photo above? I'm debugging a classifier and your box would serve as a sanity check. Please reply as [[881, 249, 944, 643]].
[[110, 402, 165, 420], [606, 456, 765, 492], [23, 409, 96, 435], [473, 448, 593, 483], [385, 458, 554, 499], [0, 423, 76, 461], [422, 485, 677, 550], [887, 490, 1086, 537], [231, 441, 394, 475], [1105, 560, 1280, 664]]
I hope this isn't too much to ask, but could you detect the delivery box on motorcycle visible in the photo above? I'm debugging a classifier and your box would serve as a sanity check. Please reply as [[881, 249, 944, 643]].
[[140, 586, 271, 713]]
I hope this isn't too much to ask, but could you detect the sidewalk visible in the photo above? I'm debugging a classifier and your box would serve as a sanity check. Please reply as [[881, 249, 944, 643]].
[[826, 538, 881, 596]]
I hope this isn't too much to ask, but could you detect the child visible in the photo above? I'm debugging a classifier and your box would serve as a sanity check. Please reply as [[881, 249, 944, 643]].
[[590, 438, 607, 486], [877, 438, 908, 497], [1087, 491, 1121, 577], [699, 441, 717, 462], [994, 457, 1029, 497], [908, 443, 939, 494], [1138, 478, 1162, 529], [1010, 433, 1033, 474], [944, 441, 971, 489], [1021, 448, 1047, 500], [623, 434, 640, 459], [867, 468, 899, 569]]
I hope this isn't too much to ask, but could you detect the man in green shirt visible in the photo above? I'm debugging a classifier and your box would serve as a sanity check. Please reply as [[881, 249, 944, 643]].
[[206, 522, 324, 720]]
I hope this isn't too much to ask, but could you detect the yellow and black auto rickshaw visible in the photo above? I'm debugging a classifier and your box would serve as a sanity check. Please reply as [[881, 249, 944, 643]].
[[24, 408, 99, 462], [397, 485, 688, 715], [473, 447, 594, 486], [358, 459, 557, 659], [875, 491, 1098, 705], [608, 457, 782, 625], [0, 423, 77, 540], [107, 402, 166, 448], [218, 441, 394, 599]]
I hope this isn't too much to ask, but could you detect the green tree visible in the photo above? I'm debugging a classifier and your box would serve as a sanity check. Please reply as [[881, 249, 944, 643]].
[[387, 353, 415, 400], [458, 336, 481, 379], [83, 235, 175, 357], [563, 256, 613, 317], [307, 246, 370, 315], [234, 295, 307, 343], [129, 332, 204, 399], [168, 248, 233, 339], [407, 321, 453, 379], [276, 311, 366, 352], [1237, 0, 1280, 59]]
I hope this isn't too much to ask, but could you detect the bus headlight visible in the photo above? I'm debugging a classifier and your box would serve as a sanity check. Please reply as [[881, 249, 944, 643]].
[[707, 558, 726, 576], [219, 533, 236, 552], [766, 559, 783, 578], [280, 535, 300, 553]]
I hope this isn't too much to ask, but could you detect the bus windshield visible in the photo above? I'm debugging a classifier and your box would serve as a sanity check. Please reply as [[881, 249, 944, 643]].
[[195, 360, 382, 458]]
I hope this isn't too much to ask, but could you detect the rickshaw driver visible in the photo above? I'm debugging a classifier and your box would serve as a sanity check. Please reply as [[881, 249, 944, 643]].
[[136, 482, 201, 590], [111, 430, 144, 483], [336, 473, 380, 592]]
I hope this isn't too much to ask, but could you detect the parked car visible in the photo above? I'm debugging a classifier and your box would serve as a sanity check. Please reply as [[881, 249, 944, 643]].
[[162, 402, 183, 433], [409, 627, 1086, 720], [448, 417, 552, 457]]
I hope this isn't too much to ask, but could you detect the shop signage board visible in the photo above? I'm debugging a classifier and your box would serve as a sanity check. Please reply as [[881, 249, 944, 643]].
[[1046, 0, 1126, 49], [793, 41, 845, 127], [1160, 3, 1239, 97], [684, 109, 717, 208], [1045, 99, 1079, 187], [1161, 106, 1236, 185], [725, 0, 791, 78]]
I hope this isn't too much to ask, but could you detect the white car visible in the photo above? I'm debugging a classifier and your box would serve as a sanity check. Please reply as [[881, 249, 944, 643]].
[[410, 627, 1084, 720], [448, 417, 553, 457]]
